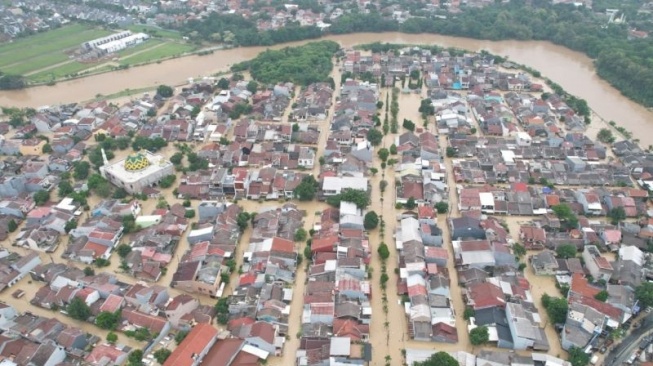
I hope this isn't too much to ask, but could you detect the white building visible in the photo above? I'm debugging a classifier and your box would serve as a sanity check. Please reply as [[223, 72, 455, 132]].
[[100, 150, 174, 194], [82, 31, 149, 53], [322, 177, 368, 196]]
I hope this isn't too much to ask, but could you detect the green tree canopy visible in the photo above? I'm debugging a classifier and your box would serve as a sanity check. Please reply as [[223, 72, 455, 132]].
[[127, 350, 144, 366], [635, 282, 653, 308], [326, 189, 370, 209], [377, 242, 390, 260], [556, 244, 577, 259], [96, 310, 121, 330], [469, 326, 489, 345], [295, 175, 319, 201], [608, 207, 626, 225], [153, 349, 172, 364], [33, 190, 50, 206], [364, 211, 379, 230], [66, 297, 91, 321], [367, 129, 383, 146], [377, 148, 389, 162], [294, 228, 308, 242], [568, 346, 590, 366], [413, 351, 459, 366], [156, 85, 174, 98], [542, 294, 568, 324], [73, 161, 90, 180]]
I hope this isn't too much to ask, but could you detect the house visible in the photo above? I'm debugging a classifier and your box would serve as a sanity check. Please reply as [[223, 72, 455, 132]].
[[561, 302, 604, 350], [612, 246, 644, 289], [505, 302, 549, 351], [582, 245, 613, 282], [298, 147, 315, 168], [531, 250, 559, 275], [449, 216, 486, 240], [321, 177, 368, 196], [165, 294, 199, 328], [164, 323, 219, 366], [467, 282, 505, 310], [56, 327, 89, 351], [244, 321, 278, 355], [520, 225, 546, 250], [456, 240, 495, 269], [85, 344, 128, 365]]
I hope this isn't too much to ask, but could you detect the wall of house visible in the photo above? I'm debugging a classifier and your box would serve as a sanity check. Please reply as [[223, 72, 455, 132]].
[[166, 299, 199, 328], [506, 307, 533, 350], [44, 346, 67, 366], [246, 336, 276, 354]]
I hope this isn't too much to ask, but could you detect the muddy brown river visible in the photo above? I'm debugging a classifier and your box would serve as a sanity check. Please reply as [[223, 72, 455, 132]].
[[0, 32, 652, 144]]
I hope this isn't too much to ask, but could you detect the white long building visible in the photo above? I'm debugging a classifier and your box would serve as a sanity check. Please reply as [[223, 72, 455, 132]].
[[81, 31, 149, 53]]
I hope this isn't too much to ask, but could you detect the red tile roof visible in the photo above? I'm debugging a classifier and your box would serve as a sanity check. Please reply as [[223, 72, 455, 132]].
[[164, 323, 218, 366], [570, 273, 600, 298], [271, 237, 295, 253], [467, 282, 505, 310], [311, 235, 338, 253]]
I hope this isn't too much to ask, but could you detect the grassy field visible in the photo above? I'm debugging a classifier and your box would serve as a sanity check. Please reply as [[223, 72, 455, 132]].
[[126, 25, 184, 41], [0, 24, 112, 71], [117, 39, 164, 58], [120, 42, 195, 66], [28, 61, 100, 83]]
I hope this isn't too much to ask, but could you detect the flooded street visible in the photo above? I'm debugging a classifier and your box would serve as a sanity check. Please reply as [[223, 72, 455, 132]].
[[267, 63, 341, 366]]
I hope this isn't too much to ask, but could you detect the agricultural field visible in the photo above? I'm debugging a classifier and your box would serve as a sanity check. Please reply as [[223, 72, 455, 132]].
[[0, 24, 112, 74]]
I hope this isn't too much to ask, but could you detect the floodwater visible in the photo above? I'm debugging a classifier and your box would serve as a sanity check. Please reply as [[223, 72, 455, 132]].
[[2, 32, 653, 145]]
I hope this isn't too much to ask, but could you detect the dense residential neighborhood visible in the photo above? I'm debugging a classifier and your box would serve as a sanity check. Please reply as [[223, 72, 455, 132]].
[[1, 42, 653, 366]]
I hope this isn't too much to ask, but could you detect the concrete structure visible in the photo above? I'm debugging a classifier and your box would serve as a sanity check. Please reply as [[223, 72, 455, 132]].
[[582, 245, 613, 282], [322, 176, 368, 196], [100, 150, 174, 194], [81, 31, 149, 54]]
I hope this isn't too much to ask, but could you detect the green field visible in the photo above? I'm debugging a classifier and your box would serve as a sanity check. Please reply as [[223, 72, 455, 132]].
[[120, 42, 195, 66], [126, 25, 184, 41], [28, 61, 98, 83], [117, 39, 164, 58], [0, 24, 112, 71]]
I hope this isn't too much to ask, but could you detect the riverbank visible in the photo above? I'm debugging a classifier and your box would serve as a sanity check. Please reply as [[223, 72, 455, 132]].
[[2, 32, 652, 146]]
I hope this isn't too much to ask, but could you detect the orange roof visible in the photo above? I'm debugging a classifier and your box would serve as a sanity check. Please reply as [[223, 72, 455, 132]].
[[570, 273, 600, 298], [164, 324, 218, 366], [545, 195, 560, 207], [271, 237, 294, 253], [82, 241, 110, 258]]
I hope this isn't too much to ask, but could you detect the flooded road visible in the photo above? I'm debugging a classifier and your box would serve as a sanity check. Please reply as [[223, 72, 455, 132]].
[[1, 33, 653, 145]]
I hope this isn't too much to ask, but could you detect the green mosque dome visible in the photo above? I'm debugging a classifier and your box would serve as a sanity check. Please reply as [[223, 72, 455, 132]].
[[124, 152, 150, 171]]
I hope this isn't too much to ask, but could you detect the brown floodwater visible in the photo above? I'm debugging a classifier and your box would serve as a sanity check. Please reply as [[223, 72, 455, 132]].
[[1, 33, 652, 144]]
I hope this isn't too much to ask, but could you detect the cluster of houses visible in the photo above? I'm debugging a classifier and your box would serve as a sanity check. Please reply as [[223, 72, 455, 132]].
[[530, 237, 651, 352], [457, 184, 648, 219], [395, 207, 456, 342], [30, 263, 215, 346], [0, 301, 104, 365], [406, 349, 572, 366], [172, 202, 243, 298], [449, 134, 631, 186], [214, 204, 305, 360], [450, 213, 551, 351], [392, 130, 448, 205], [296, 203, 373, 364]]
